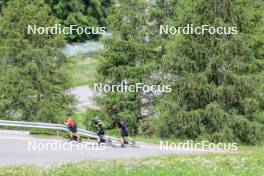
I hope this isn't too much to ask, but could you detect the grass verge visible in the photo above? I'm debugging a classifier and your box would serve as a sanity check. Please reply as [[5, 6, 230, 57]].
[[68, 55, 98, 87], [0, 147, 263, 176]]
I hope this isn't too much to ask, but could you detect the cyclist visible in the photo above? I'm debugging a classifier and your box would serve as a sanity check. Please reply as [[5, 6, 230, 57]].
[[117, 121, 135, 147], [65, 113, 81, 142], [93, 116, 105, 144]]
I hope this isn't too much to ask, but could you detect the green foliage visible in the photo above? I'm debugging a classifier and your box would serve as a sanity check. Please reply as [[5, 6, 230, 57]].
[[83, 108, 109, 130], [0, 147, 263, 176], [1, 0, 112, 42], [68, 57, 98, 87], [96, 92, 140, 134], [0, 0, 73, 122], [97, 0, 163, 134], [0, 0, 10, 15], [46, 0, 112, 42], [155, 0, 264, 144], [98, 0, 264, 144]]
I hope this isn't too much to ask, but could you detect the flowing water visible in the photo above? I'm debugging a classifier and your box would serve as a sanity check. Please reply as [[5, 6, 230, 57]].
[[62, 40, 104, 57], [61, 32, 111, 56]]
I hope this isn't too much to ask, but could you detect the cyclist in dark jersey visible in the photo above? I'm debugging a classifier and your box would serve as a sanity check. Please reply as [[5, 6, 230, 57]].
[[93, 116, 105, 144], [117, 121, 135, 147]]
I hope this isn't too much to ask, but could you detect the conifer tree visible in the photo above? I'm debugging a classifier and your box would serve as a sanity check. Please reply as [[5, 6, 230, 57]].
[[0, 0, 72, 122], [97, 0, 160, 134], [154, 0, 264, 144], [46, 0, 111, 42]]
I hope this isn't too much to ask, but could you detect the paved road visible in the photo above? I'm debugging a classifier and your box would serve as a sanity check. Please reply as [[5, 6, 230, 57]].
[[0, 130, 218, 166], [67, 85, 101, 111]]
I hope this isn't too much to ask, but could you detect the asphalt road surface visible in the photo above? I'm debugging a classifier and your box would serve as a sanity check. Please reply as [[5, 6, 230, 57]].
[[0, 130, 218, 166], [67, 85, 101, 111]]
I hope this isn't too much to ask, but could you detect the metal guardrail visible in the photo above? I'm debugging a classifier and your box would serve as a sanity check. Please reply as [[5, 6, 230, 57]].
[[0, 120, 120, 142]]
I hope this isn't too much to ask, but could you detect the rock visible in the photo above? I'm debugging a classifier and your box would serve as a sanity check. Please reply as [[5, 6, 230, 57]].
[[140, 107, 151, 117], [138, 91, 155, 105]]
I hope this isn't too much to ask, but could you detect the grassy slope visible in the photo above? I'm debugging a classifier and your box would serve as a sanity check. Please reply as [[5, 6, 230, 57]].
[[68, 56, 98, 87], [0, 147, 263, 176]]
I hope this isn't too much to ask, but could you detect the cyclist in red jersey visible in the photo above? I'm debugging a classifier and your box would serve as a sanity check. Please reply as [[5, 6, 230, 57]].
[[65, 113, 80, 142]]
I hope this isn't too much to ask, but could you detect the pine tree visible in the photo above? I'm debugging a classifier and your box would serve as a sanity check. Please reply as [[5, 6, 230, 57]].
[[97, 0, 162, 134], [0, 0, 72, 122], [45, 0, 111, 42], [155, 0, 264, 144]]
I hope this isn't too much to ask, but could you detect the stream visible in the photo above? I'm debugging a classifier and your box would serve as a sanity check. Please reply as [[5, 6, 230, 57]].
[[62, 40, 104, 57]]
